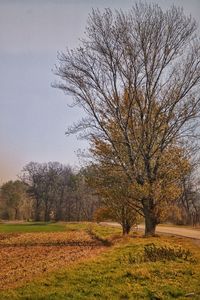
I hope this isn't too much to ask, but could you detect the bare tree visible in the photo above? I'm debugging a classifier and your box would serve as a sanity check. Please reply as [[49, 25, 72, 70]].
[[21, 162, 44, 221], [73, 168, 100, 221], [53, 165, 73, 221], [177, 163, 200, 226], [55, 3, 200, 236]]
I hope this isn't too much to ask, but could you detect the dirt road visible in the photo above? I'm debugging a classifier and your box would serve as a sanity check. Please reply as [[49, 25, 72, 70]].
[[101, 222, 200, 239], [140, 224, 200, 239]]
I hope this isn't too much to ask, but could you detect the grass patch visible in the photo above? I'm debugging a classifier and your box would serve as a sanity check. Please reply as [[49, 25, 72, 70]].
[[0, 222, 122, 236], [0, 222, 66, 233], [0, 234, 199, 299]]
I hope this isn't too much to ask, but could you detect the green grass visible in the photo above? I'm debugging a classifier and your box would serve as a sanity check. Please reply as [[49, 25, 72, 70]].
[[0, 232, 200, 299], [0, 221, 122, 235], [0, 222, 67, 233]]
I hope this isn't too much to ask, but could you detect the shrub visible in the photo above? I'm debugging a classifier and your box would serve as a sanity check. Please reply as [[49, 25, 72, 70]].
[[120, 243, 196, 264], [143, 243, 194, 262]]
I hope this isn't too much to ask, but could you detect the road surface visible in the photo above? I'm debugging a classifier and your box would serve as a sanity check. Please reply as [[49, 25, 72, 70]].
[[101, 222, 200, 240]]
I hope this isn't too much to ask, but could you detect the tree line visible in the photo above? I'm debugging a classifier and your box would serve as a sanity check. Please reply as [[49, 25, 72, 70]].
[[0, 162, 100, 223]]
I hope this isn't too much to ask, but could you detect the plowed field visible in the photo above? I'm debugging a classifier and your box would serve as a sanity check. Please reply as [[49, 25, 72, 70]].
[[0, 231, 105, 289]]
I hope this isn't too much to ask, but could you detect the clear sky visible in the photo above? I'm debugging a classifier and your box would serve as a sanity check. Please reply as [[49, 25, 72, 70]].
[[0, 0, 200, 183]]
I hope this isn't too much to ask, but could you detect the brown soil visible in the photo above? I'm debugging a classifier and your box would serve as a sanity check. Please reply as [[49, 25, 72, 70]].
[[0, 231, 106, 290]]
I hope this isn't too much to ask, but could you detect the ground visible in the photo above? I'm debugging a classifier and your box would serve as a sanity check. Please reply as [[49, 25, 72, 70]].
[[0, 222, 200, 299]]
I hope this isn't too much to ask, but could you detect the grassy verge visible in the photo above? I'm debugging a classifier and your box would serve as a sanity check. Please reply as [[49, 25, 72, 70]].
[[0, 233, 199, 300], [0, 221, 122, 235]]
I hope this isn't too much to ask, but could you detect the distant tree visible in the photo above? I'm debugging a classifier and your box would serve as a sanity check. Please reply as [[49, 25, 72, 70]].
[[73, 168, 100, 221], [21, 162, 71, 221], [53, 165, 73, 221], [55, 3, 200, 236], [0, 180, 32, 220], [21, 162, 46, 221], [177, 164, 200, 226]]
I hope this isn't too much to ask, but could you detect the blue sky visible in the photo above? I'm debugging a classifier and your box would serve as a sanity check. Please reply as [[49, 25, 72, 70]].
[[0, 0, 200, 183]]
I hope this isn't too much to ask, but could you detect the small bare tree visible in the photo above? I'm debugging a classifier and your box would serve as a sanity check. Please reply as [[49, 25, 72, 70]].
[[55, 3, 200, 236], [87, 164, 140, 234]]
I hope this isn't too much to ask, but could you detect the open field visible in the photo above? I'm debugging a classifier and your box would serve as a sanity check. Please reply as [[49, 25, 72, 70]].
[[0, 223, 200, 299], [0, 223, 121, 291], [0, 231, 105, 290]]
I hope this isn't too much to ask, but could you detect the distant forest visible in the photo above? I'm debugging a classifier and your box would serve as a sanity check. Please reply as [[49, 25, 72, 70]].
[[0, 162, 100, 223]]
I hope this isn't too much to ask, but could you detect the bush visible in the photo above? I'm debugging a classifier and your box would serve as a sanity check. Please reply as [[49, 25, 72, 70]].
[[143, 243, 194, 262], [93, 207, 114, 223]]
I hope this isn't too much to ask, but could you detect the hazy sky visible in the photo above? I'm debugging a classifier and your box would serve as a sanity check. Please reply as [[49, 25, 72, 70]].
[[0, 0, 200, 183]]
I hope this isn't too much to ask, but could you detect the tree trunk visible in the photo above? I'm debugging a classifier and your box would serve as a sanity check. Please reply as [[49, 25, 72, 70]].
[[14, 207, 18, 220], [144, 213, 157, 236], [34, 197, 41, 221], [55, 207, 62, 221], [143, 200, 157, 236], [44, 209, 50, 222], [122, 220, 131, 235]]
